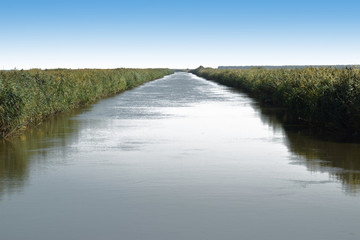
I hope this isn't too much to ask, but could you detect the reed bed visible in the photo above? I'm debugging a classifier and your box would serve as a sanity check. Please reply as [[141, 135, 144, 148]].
[[191, 66, 360, 135], [0, 68, 173, 138]]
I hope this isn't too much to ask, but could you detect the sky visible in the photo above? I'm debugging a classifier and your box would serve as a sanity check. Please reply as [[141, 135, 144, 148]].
[[1, 0, 360, 69]]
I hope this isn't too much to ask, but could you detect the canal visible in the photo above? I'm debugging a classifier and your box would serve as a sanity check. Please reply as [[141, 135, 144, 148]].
[[1, 72, 360, 240]]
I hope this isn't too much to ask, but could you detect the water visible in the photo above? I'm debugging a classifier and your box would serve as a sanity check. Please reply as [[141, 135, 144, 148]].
[[1, 72, 360, 240]]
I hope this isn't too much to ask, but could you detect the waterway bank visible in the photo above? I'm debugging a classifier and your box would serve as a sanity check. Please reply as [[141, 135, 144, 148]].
[[191, 66, 360, 140], [0, 68, 173, 138]]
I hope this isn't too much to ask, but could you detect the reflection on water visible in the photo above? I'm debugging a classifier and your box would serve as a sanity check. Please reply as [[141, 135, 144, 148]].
[[0, 139, 29, 197], [254, 106, 360, 195], [0, 109, 83, 199], [287, 131, 360, 194]]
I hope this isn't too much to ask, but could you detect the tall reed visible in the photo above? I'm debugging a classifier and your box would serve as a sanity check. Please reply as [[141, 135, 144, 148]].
[[0, 68, 173, 138], [191, 66, 360, 135]]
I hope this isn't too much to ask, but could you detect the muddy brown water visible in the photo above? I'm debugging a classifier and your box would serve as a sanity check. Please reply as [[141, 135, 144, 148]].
[[1, 72, 360, 240]]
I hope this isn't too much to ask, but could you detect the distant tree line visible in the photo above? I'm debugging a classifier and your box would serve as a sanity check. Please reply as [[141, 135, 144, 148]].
[[218, 65, 358, 70]]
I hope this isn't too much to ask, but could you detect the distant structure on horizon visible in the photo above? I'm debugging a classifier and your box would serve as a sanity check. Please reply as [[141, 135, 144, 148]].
[[218, 65, 358, 70]]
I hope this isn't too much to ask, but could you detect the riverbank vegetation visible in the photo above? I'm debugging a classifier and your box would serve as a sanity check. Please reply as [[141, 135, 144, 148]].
[[0, 68, 173, 138], [191, 66, 360, 137]]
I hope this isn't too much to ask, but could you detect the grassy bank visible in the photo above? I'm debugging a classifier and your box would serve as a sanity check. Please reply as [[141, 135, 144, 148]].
[[191, 66, 360, 136], [0, 68, 173, 138]]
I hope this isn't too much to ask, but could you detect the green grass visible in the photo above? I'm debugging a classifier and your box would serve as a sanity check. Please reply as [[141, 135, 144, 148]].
[[0, 68, 173, 138], [191, 66, 360, 135]]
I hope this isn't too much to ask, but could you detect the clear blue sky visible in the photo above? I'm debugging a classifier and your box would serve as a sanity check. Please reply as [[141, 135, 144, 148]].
[[1, 0, 359, 69]]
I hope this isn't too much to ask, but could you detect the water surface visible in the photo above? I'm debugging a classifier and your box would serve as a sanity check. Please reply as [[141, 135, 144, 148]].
[[1, 72, 360, 240]]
